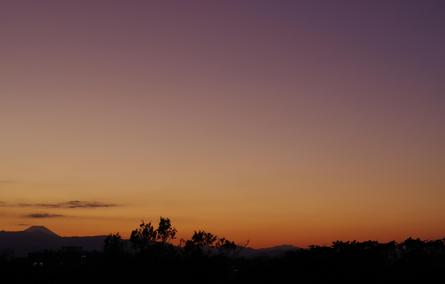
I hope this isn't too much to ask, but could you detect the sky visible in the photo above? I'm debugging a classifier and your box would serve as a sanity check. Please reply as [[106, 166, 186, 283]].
[[0, 0, 444, 247]]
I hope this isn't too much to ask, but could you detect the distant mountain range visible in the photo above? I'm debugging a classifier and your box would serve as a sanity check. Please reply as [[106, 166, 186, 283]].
[[239, 244, 300, 258], [0, 226, 106, 256], [0, 226, 299, 257]]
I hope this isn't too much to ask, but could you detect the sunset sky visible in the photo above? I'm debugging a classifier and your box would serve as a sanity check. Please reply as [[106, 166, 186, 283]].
[[1, 0, 444, 247]]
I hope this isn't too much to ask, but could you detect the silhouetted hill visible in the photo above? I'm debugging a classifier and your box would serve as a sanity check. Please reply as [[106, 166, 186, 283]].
[[239, 244, 300, 258], [0, 226, 106, 256], [24, 226, 59, 237]]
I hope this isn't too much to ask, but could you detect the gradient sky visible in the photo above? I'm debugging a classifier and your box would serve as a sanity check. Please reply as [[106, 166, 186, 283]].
[[1, 0, 444, 247]]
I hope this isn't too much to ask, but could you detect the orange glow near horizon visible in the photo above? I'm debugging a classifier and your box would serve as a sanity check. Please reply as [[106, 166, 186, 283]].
[[1, 1, 444, 248]]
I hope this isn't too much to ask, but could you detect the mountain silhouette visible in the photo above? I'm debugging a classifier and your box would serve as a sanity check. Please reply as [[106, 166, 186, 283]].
[[239, 244, 300, 258], [0, 226, 106, 256], [23, 226, 60, 237]]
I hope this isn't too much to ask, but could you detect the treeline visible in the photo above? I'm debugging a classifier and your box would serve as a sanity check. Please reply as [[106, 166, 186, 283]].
[[104, 217, 241, 257], [104, 217, 239, 257], [1, 217, 445, 283]]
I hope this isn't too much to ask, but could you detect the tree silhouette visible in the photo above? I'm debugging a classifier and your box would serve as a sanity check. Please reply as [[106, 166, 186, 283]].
[[104, 233, 124, 256], [130, 221, 157, 252], [183, 230, 239, 256], [129, 217, 178, 254], [156, 217, 177, 244], [184, 230, 218, 251], [216, 238, 237, 251]]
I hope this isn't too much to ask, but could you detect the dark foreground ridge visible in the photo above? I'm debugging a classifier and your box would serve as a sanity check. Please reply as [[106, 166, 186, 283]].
[[1, 218, 445, 283]]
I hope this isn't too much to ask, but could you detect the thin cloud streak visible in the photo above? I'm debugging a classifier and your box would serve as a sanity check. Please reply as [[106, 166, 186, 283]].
[[34, 200, 118, 209], [24, 213, 65, 219], [0, 200, 118, 209]]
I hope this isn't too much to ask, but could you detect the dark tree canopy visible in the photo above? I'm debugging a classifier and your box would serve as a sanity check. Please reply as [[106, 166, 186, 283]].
[[129, 217, 178, 253], [157, 217, 177, 244], [104, 233, 124, 256], [130, 221, 157, 251]]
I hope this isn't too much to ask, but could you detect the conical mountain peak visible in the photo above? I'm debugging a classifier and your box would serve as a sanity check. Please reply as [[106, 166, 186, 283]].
[[24, 226, 59, 237]]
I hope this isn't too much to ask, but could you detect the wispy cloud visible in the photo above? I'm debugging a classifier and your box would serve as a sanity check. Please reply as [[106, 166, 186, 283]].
[[24, 213, 65, 219], [39, 200, 117, 209], [1, 200, 118, 209]]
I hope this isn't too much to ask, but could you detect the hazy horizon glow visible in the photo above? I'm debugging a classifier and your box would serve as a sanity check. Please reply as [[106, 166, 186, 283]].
[[1, 0, 444, 247]]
